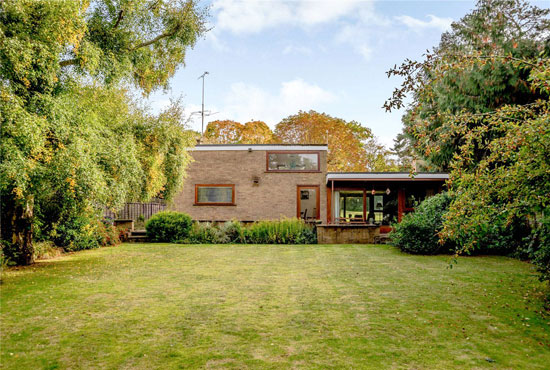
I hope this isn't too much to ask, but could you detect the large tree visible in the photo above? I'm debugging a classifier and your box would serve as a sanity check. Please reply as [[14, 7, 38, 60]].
[[385, 0, 550, 284], [0, 0, 208, 264], [274, 110, 396, 172], [385, 0, 549, 170]]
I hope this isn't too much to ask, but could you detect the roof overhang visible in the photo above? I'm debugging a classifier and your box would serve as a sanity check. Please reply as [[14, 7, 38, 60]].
[[193, 144, 328, 151], [326, 172, 449, 184]]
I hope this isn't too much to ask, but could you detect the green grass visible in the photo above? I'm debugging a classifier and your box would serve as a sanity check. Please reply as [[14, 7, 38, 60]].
[[1, 244, 549, 369]]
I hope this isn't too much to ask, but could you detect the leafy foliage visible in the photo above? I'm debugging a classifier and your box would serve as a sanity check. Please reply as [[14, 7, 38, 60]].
[[385, 0, 549, 169], [533, 215, 550, 292], [385, 0, 550, 288], [275, 110, 397, 171], [390, 193, 454, 255], [0, 0, 208, 264], [145, 211, 193, 243], [203, 111, 397, 171], [203, 120, 274, 144], [244, 218, 317, 244], [183, 218, 316, 245]]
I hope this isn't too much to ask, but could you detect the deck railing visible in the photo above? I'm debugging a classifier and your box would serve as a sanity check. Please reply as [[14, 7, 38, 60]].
[[104, 201, 166, 222]]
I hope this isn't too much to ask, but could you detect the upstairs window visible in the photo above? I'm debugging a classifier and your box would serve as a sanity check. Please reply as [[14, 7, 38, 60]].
[[266, 152, 320, 172], [195, 185, 235, 205]]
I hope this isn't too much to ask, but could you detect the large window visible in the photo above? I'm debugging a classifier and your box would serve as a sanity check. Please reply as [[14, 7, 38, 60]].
[[338, 191, 364, 222], [195, 185, 235, 205], [267, 152, 319, 172], [334, 189, 398, 225]]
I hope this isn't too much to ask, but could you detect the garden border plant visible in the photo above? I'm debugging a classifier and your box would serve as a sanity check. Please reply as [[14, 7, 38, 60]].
[[145, 212, 317, 245]]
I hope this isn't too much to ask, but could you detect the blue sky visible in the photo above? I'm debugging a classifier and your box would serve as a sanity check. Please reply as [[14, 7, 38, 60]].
[[148, 0, 481, 147]]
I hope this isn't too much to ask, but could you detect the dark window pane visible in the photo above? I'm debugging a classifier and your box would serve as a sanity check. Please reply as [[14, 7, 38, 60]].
[[383, 190, 398, 225], [405, 189, 426, 209], [338, 191, 363, 221]]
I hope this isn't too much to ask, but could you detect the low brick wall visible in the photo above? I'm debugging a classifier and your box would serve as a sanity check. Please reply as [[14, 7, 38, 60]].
[[317, 224, 380, 244]]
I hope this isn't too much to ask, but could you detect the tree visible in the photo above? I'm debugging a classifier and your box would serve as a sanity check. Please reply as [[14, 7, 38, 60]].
[[240, 121, 274, 144], [203, 120, 274, 144], [384, 0, 550, 285], [392, 121, 433, 172], [203, 120, 244, 143], [274, 110, 395, 171], [0, 0, 208, 264], [384, 0, 549, 169]]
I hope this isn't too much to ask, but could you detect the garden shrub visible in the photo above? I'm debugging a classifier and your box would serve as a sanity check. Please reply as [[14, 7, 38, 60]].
[[146, 211, 192, 243], [390, 192, 454, 254], [245, 218, 316, 244], [182, 218, 316, 244], [33, 241, 62, 260], [0, 240, 17, 268], [96, 220, 120, 246], [220, 220, 246, 243], [185, 222, 222, 244], [531, 214, 550, 302], [54, 215, 103, 251]]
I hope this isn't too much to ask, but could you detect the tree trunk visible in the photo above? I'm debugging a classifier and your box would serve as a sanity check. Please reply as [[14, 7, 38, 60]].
[[1, 196, 35, 265]]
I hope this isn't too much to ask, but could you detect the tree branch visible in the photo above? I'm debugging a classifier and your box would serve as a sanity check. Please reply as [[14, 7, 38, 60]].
[[113, 10, 124, 29], [59, 58, 79, 67], [129, 28, 179, 51]]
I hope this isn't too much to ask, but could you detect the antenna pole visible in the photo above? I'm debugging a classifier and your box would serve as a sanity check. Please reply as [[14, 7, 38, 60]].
[[198, 71, 209, 140]]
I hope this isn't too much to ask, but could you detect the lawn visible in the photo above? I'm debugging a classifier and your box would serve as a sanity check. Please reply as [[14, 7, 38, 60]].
[[1, 244, 549, 369]]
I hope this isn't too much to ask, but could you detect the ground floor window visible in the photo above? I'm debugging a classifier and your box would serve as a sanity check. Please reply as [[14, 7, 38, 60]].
[[338, 191, 365, 222], [195, 184, 235, 205], [334, 189, 398, 225], [405, 188, 427, 209]]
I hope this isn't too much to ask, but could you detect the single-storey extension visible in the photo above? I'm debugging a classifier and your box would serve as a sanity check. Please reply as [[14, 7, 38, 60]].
[[171, 144, 448, 243]]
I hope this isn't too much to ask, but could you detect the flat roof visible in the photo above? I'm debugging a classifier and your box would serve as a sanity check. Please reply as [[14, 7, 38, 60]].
[[326, 172, 449, 183], [193, 144, 328, 151]]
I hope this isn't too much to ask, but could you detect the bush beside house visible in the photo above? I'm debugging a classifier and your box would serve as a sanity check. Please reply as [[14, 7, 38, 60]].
[[145, 211, 193, 243], [390, 192, 454, 255], [145, 213, 316, 245]]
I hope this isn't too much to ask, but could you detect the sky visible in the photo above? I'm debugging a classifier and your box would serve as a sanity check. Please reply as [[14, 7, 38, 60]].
[[147, 0, 481, 148]]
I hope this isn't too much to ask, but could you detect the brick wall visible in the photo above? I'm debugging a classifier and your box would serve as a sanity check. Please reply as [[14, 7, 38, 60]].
[[317, 225, 380, 244], [170, 149, 328, 223]]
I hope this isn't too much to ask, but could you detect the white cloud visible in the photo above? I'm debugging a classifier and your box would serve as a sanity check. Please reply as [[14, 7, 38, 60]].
[[210, 1, 454, 62], [214, 78, 337, 126], [205, 31, 230, 52], [395, 14, 453, 32], [212, 0, 369, 34], [296, 0, 366, 26], [335, 23, 377, 61], [356, 44, 372, 60], [212, 0, 293, 34]]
